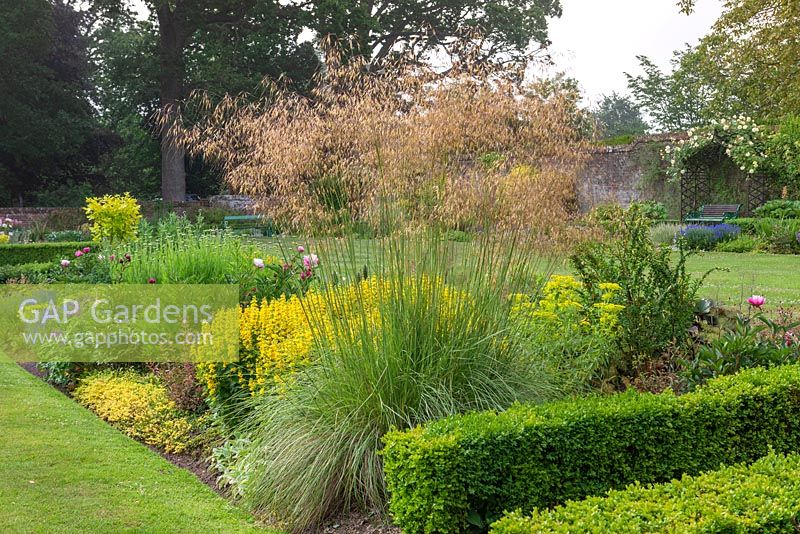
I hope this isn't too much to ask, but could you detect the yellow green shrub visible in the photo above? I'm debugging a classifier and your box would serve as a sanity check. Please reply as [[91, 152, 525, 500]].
[[83, 193, 142, 242], [510, 274, 624, 336], [197, 276, 465, 406], [74, 370, 194, 453]]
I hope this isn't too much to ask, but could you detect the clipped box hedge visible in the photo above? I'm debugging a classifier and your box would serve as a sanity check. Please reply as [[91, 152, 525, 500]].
[[0, 262, 58, 283], [491, 452, 800, 533], [382, 365, 800, 533], [0, 242, 93, 266]]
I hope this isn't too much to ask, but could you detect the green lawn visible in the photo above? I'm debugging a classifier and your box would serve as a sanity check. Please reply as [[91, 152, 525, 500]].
[[684, 252, 800, 309], [254, 237, 800, 309], [0, 352, 272, 534]]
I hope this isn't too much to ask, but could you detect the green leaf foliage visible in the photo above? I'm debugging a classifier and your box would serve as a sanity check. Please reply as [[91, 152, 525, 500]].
[[382, 364, 800, 533], [491, 452, 800, 533], [0, 242, 94, 266]]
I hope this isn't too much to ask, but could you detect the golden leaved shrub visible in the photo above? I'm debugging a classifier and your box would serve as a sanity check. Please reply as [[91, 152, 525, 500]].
[[74, 370, 194, 453]]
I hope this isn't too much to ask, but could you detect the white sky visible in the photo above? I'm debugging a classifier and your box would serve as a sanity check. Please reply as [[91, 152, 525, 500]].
[[547, 0, 722, 105]]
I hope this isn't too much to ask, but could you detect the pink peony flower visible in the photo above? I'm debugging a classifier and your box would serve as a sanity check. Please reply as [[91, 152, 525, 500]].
[[60, 259, 71, 267], [747, 295, 766, 308], [109, 254, 115, 261], [302, 254, 319, 268], [74, 250, 83, 258], [253, 258, 265, 269], [297, 245, 305, 253], [148, 278, 156, 284], [82, 247, 91, 254]]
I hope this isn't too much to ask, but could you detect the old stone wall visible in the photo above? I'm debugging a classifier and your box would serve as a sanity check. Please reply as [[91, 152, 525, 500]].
[[577, 133, 686, 217]]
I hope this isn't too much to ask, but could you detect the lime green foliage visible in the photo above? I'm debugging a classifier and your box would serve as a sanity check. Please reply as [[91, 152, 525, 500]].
[[382, 365, 800, 534], [73, 370, 197, 454], [491, 452, 800, 533], [84, 193, 142, 243], [0, 352, 268, 533], [0, 241, 93, 266], [599, 134, 635, 146], [630, 200, 667, 222]]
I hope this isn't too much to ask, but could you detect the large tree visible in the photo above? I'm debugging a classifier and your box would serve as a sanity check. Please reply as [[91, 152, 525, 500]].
[[313, 0, 562, 62], [0, 1, 101, 206], [89, 0, 563, 202], [88, 1, 321, 202], [678, 0, 800, 119]]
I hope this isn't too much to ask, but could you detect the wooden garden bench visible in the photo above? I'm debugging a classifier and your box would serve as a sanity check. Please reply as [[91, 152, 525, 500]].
[[684, 204, 742, 224], [222, 215, 275, 236]]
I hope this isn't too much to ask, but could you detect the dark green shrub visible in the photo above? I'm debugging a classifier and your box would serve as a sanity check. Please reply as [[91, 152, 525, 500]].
[[0, 242, 93, 266], [382, 364, 800, 534], [716, 235, 762, 253], [0, 262, 58, 283], [730, 217, 800, 253], [571, 205, 705, 367], [754, 199, 800, 219], [490, 453, 800, 533]]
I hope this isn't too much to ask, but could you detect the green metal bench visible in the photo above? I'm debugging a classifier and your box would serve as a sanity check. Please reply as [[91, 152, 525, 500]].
[[222, 215, 275, 236], [684, 204, 742, 224]]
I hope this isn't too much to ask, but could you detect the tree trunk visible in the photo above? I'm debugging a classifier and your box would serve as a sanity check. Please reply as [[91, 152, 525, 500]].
[[158, 5, 187, 203]]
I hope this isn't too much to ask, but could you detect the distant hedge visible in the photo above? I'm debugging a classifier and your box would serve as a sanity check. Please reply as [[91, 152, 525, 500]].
[[0, 242, 93, 266], [382, 365, 800, 533], [491, 453, 800, 533]]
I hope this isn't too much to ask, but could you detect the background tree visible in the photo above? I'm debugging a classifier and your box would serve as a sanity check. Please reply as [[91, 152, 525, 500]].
[[625, 47, 724, 132], [678, 0, 800, 119], [0, 1, 105, 207], [592, 92, 648, 139], [92, 6, 318, 200], [314, 0, 563, 63]]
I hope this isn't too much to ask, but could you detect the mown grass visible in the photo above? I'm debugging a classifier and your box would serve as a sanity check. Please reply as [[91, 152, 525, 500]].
[[0, 351, 274, 533], [253, 237, 800, 309]]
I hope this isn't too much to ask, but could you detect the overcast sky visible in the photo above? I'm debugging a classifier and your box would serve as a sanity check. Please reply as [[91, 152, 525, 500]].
[[547, 0, 722, 105]]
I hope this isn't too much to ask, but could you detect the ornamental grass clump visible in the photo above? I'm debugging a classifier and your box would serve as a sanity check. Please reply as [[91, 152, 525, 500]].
[[232, 230, 589, 531], [171, 41, 587, 241]]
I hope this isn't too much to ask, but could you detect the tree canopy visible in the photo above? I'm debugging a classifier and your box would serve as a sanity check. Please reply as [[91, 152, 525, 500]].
[[677, 0, 800, 119], [592, 92, 648, 139]]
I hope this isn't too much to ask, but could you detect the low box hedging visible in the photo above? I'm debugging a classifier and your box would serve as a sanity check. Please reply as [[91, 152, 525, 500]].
[[382, 365, 800, 533], [0, 241, 93, 266], [491, 452, 800, 533], [0, 262, 58, 283]]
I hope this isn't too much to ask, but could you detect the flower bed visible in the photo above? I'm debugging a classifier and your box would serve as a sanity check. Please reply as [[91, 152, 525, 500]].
[[382, 364, 800, 533]]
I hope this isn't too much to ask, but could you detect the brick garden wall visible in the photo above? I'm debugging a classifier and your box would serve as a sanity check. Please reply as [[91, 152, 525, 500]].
[[577, 133, 685, 217]]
